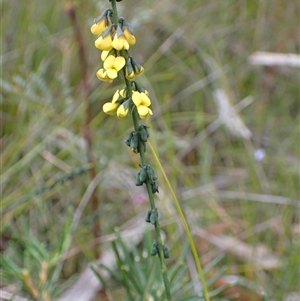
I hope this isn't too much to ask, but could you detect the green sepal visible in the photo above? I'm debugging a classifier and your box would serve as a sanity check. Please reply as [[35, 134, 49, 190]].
[[147, 165, 157, 182], [138, 167, 147, 183], [135, 171, 143, 186], [138, 125, 150, 142], [131, 57, 143, 74], [125, 58, 134, 80], [125, 131, 134, 147], [94, 9, 112, 25], [145, 209, 152, 223], [150, 208, 158, 225], [132, 81, 146, 94], [151, 181, 159, 194], [115, 24, 123, 38], [119, 18, 135, 34], [130, 132, 139, 150], [163, 246, 170, 259], [101, 24, 113, 38], [150, 241, 158, 256], [122, 98, 131, 110]]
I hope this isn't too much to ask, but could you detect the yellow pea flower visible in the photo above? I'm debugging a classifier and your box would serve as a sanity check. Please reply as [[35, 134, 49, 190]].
[[117, 104, 129, 118], [103, 102, 119, 115], [125, 68, 135, 80], [96, 55, 125, 82], [112, 89, 126, 103], [137, 105, 153, 119], [103, 55, 126, 78], [131, 57, 144, 75], [96, 69, 113, 83], [123, 28, 136, 46], [132, 91, 151, 107], [91, 19, 107, 35], [95, 34, 113, 51], [111, 34, 130, 50], [125, 60, 134, 80]]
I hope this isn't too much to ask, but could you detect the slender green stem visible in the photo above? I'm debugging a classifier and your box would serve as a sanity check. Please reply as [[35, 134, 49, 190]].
[[110, 0, 173, 299], [131, 109, 173, 301], [148, 141, 211, 301]]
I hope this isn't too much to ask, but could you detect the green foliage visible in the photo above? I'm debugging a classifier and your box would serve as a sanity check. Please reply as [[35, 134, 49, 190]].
[[1, 212, 72, 300], [1, 0, 298, 299], [91, 231, 231, 301]]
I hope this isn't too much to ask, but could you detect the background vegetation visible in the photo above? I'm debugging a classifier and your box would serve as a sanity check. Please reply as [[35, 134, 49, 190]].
[[1, 0, 299, 300]]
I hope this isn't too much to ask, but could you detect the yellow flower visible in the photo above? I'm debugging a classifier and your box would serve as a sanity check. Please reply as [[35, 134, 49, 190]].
[[131, 57, 144, 75], [123, 28, 136, 46], [132, 91, 151, 107], [95, 34, 113, 51], [112, 89, 126, 102], [125, 68, 135, 80], [137, 105, 153, 119], [91, 19, 107, 35], [103, 102, 119, 115], [111, 33, 130, 50], [124, 59, 134, 80], [96, 55, 125, 82], [103, 55, 125, 78], [117, 104, 129, 118], [96, 69, 113, 83]]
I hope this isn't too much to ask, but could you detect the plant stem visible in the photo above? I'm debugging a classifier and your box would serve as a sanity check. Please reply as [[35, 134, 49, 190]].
[[148, 141, 211, 301], [132, 109, 173, 301], [110, 0, 173, 299]]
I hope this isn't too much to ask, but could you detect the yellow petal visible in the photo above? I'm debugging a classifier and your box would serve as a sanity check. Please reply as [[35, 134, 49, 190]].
[[135, 66, 144, 75], [103, 55, 116, 69], [112, 89, 121, 103], [111, 34, 126, 51], [103, 102, 119, 115], [132, 91, 142, 107], [96, 69, 106, 80], [91, 19, 106, 35], [123, 28, 136, 46], [125, 71, 135, 80], [113, 56, 126, 71], [117, 105, 129, 118], [123, 39, 130, 50], [95, 35, 113, 51], [101, 50, 110, 61], [96, 69, 113, 82], [137, 106, 153, 119], [106, 69, 118, 79], [120, 89, 126, 97], [140, 92, 151, 107]]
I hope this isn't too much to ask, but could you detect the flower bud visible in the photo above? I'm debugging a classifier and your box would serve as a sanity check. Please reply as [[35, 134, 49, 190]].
[[116, 104, 129, 118], [103, 102, 119, 115], [130, 132, 139, 150], [125, 58, 135, 80], [138, 167, 147, 183], [163, 246, 170, 259], [150, 208, 158, 225], [139, 125, 150, 142], [151, 181, 159, 194], [135, 171, 143, 186], [147, 165, 157, 182], [145, 209, 152, 223], [125, 131, 134, 146], [151, 241, 158, 256], [131, 57, 144, 75]]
